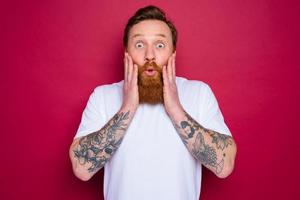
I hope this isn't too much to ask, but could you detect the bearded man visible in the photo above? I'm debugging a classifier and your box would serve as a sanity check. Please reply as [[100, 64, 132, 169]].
[[69, 5, 237, 200]]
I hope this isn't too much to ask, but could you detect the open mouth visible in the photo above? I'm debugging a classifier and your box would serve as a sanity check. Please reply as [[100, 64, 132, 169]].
[[145, 67, 156, 76]]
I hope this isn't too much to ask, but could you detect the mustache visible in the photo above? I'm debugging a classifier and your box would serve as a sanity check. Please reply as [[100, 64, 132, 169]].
[[138, 62, 162, 73]]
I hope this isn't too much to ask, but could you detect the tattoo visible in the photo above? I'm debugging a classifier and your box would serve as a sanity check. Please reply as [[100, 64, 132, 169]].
[[73, 111, 130, 173], [193, 133, 224, 174], [209, 131, 233, 150], [177, 112, 233, 174]]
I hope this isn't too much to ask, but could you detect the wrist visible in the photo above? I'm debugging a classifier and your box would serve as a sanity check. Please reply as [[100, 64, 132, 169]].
[[166, 104, 185, 122], [120, 104, 138, 115]]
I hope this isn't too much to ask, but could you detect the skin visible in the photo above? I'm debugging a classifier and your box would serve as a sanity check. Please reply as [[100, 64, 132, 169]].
[[126, 20, 174, 67], [69, 19, 237, 181]]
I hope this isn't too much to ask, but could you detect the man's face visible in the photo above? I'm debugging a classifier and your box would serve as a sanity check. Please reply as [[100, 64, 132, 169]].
[[126, 19, 174, 68], [126, 20, 174, 104]]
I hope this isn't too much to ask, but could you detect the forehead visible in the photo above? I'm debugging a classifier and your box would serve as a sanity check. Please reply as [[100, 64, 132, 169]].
[[129, 20, 172, 40]]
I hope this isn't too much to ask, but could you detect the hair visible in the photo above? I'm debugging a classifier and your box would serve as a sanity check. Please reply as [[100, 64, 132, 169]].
[[123, 5, 177, 51]]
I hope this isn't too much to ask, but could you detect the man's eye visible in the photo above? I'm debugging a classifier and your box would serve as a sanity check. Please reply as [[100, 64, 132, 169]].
[[135, 42, 144, 48], [156, 43, 165, 48]]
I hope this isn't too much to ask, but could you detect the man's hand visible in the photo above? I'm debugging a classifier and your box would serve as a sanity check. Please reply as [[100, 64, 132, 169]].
[[162, 53, 236, 178], [69, 53, 139, 182], [162, 53, 184, 118], [122, 52, 139, 112]]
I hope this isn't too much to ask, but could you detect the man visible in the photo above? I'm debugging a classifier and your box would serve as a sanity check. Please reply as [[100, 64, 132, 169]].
[[69, 5, 237, 200]]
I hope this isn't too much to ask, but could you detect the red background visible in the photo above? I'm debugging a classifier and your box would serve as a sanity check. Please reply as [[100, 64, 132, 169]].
[[1, 0, 299, 199]]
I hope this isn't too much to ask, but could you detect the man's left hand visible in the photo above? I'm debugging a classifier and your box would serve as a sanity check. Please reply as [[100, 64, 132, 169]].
[[162, 53, 184, 118]]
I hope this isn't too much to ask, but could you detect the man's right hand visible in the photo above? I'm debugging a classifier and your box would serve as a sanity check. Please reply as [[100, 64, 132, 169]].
[[122, 52, 139, 112]]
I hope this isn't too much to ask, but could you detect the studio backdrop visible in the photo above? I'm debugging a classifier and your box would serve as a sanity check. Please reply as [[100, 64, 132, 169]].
[[1, 0, 299, 199]]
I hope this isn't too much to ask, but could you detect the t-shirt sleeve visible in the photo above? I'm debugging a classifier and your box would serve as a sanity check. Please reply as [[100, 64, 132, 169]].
[[74, 87, 107, 139], [200, 84, 232, 136]]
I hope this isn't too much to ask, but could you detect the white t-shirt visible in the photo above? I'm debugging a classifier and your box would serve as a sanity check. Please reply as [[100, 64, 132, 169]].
[[74, 76, 231, 200]]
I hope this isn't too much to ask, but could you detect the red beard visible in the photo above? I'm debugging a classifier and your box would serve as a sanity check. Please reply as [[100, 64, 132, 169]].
[[138, 61, 163, 104]]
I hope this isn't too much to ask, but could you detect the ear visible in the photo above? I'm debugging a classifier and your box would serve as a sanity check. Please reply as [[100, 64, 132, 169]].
[[171, 51, 176, 58]]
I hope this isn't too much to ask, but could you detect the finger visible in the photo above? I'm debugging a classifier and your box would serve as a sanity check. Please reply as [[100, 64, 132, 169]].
[[162, 65, 169, 88], [172, 53, 176, 79], [124, 53, 129, 82], [127, 54, 133, 82], [132, 64, 138, 85], [167, 56, 173, 82]]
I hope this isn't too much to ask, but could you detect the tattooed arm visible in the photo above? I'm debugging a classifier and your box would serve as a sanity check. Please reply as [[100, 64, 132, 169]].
[[69, 107, 136, 181], [169, 109, 237, 178], [69, 53, 139, 181], [161, 54, 236, 178]]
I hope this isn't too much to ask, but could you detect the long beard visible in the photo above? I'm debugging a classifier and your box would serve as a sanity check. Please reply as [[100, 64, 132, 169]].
[[138, 62, 163, 104]]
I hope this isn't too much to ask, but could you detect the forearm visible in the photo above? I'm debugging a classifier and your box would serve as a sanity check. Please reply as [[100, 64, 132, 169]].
[[69, 105, 135, 181], [168, 108, 237, 178]]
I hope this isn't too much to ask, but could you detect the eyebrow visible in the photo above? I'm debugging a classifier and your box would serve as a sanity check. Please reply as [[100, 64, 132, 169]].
[[132, 33, 167, 38]]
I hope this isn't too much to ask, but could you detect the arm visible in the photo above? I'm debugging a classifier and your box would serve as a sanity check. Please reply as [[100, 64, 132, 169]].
[[69, 53, 139, 181], [69, 106, 135, 181], [169, 108, 236, 178], [162, 53, 237, 178]]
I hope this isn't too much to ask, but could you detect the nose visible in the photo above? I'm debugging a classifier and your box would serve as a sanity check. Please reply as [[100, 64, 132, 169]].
[[145, 46, 155, 62]]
